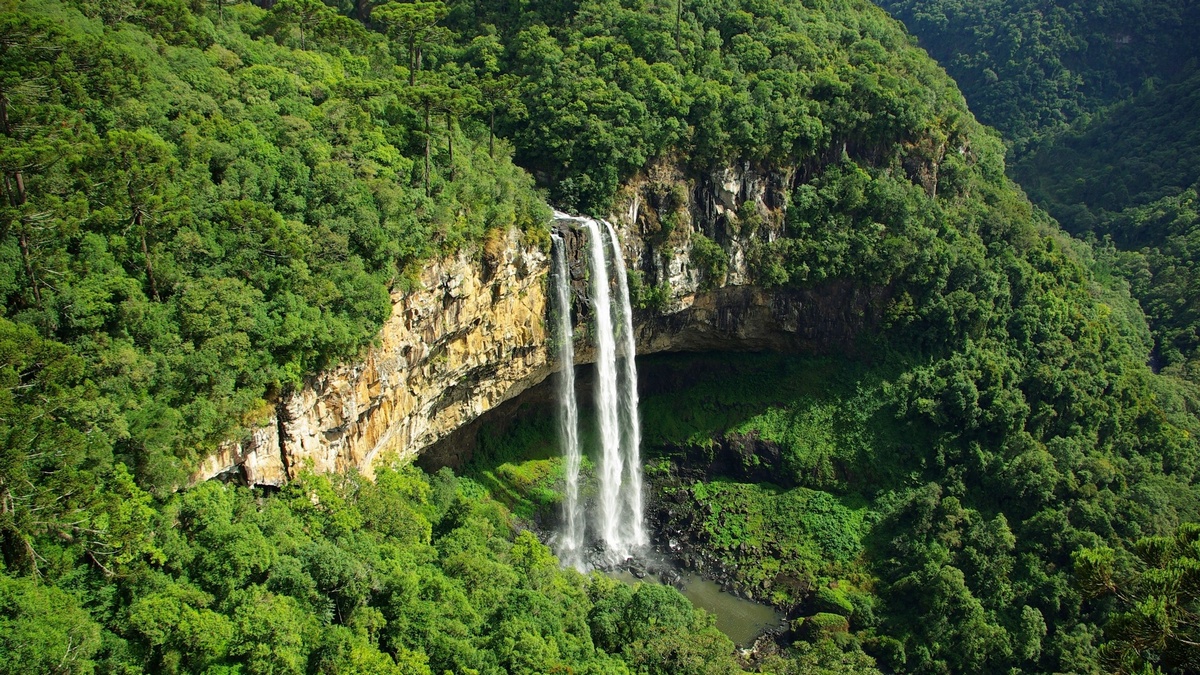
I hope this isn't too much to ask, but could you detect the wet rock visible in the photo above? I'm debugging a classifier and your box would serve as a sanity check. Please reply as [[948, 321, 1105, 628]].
[[660, 569, 683, 589]]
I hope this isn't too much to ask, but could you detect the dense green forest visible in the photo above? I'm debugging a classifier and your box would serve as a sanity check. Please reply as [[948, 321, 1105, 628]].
[[1012, 69, 1200, 379], [877, 0, 1200, 401], [0, 0, 547, 496], [874, 0, 1200, 153], [3, 0, 1200, 673]]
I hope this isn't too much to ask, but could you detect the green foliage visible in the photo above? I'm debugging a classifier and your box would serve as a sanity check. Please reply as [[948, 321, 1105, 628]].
[[636, 353, 908, 491], [814, 587, 855, 617], [1014, 68, 1200, 227], [798, 612, 851, 638], [0, 572, 102, 674], [627, 268, 670, 312], [669, 480, 872, 607], [464, 405, 583, 519], [1075, 522, 1200, 673], [622, 342, 1199, 672], [0, 463, 745, 674], [588, 576, 738, 675], [1011, 69, 1200, 375], [0, 0, 546, 493], [690, 232, 727, 290], [3, 1, 1199, 674], [877, 0, 1200, 153], [880, 2, 1200, 384], [448, 0, 977, 213]]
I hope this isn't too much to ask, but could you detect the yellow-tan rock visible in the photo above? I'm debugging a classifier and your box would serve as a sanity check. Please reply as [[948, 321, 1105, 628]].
[[194, 162, 888, 486], [193, 228, 551, 485]]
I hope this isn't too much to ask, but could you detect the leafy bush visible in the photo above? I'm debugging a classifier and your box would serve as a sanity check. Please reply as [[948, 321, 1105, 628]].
[[690, 232, 728, 289]]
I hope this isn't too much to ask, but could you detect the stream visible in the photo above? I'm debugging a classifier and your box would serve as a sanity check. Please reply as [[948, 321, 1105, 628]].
[[606, 565, 786, 646]]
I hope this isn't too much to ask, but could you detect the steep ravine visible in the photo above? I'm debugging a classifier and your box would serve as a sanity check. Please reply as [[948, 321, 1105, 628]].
[[194, 163, 888, 485]]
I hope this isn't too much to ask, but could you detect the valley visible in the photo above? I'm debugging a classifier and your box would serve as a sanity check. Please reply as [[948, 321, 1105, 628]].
[[2, 0, 1199, 673]]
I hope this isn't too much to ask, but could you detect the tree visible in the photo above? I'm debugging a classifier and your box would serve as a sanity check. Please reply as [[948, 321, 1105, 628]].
[[435, 81, 477, 180], [478, 73, 521, 159], [267, 0, 354, 51], [675, 0, 683, 49], [99, 129, 180, 302], [229, 586, 321, 674], [0, 13, 86, 309], [373, 1, 451, 86], [1075, 523, 1200, 673], [0, 319, 104, 575], [0, 572, 101, 675], [402, 78, 454, 195]]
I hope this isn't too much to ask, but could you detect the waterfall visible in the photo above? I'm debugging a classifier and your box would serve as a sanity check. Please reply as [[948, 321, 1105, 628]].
[[583, 219, 625, 554], [605, 221, 647, 548], [552, 235, 585, 570], [552, 213, 645, 564]]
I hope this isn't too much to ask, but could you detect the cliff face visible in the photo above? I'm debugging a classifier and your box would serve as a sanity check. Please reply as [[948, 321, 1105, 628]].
[[194, 228, 553, 485], [194, 162, 886, 485], [609, 157, 885, 355]]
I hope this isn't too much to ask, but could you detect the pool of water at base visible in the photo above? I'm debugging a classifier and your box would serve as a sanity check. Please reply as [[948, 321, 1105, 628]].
[[607, 569, 786, 646]]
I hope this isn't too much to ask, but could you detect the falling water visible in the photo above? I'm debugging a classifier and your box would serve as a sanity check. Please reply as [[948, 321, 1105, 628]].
[[605, 221, 647, 547], [583, 219, 626, 554], [552, 235, 585, 570], [551, 213, 645, 563]]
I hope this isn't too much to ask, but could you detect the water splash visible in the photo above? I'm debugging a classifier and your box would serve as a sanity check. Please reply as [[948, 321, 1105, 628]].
[[551, 235, 585, 570], [605, 220, 647, 548]]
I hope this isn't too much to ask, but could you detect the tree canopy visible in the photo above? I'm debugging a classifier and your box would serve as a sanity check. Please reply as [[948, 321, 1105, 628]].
[[1, 0, 1199, 673]]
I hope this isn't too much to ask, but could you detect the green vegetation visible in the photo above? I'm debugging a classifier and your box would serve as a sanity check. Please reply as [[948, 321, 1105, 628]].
[[875, 0, 1200, 153], [468, 409, 575, 520], [1, 463, 742, 673], [674, 481, 873, 604], [455, 0, 979, 214], [1012, 71, 1200, 377], [4, 0, 1200, 673], [1075, 522, 1200, 673], [1013, 69, 1200, 226], [478, 345, 1200, 672], [690, 232, 728, 289], [878, 0, 1200, 380], [0, 0, 546, 495]]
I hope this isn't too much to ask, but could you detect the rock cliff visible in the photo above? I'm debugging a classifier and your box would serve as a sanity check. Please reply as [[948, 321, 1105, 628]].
[[194, 162, 887, 485], [194, 227, 553, 485]]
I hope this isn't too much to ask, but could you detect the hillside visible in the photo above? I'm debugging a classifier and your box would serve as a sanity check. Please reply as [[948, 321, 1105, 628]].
[[2, 0, 1199, 673], [875, 0, 1200, 381], [1012, 67, 1200, 377], [875, 0, 1200, 154]]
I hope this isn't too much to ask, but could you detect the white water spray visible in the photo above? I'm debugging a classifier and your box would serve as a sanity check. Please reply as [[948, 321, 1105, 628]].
[[552, 235, 585, 570], [551, 213, 645, 564], [583, 219, 625, 554], [605, 221, 647, 547]]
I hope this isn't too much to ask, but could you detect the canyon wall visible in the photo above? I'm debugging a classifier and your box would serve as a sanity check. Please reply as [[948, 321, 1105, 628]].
[[194, 162, 887, 485], [193, 228, 553, 485]]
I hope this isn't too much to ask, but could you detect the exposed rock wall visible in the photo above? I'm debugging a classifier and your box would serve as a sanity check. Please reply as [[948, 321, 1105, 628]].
[[195, 161, 887, 485], [193, 228, 553, 485]]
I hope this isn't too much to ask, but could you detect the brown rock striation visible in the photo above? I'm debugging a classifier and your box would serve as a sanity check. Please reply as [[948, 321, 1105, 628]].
[[195, 163, 887, 485], [194, 227, 553, 485]]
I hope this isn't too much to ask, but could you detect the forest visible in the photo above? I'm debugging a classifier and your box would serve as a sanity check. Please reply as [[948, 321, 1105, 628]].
[[880, 0, 1200, 388], [2, 0, 1199, 673]]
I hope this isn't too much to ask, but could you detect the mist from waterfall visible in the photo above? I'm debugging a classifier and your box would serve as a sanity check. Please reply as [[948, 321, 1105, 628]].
[[551, 213, 646, 564], [551, 235, 585, 570]]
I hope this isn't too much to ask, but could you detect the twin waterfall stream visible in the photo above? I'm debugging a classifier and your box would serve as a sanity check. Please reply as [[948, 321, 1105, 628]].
[[551, 214, 647, 569], [549, 214, 785, 645]]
